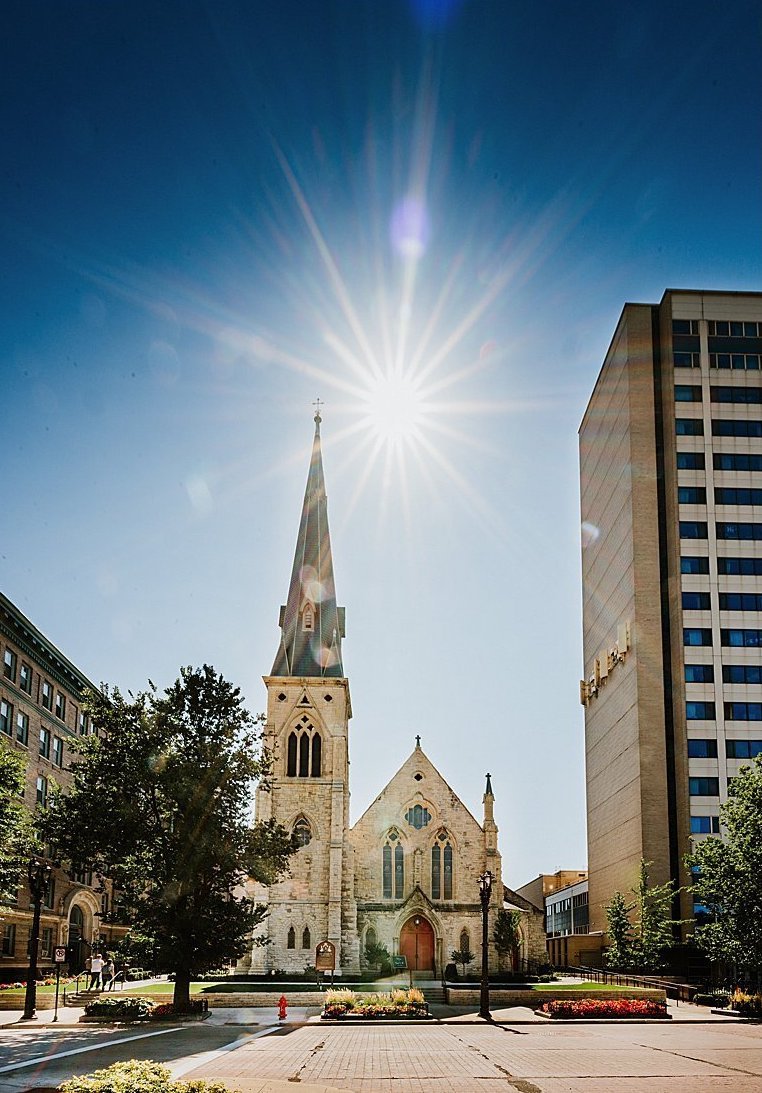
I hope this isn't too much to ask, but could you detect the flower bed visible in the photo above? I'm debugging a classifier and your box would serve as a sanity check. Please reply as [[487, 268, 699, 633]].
[[729, 989, 762, 1018], [540, 998, 668, 1019], [59, 1059, 236, 1092], [322, 988, 429, 1020]]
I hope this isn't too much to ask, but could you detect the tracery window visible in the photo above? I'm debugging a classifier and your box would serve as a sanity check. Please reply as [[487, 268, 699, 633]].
[[405, 803, 431, 829], [431, 831, 453, 899], [287, 926, 296, 949], [293, 816, 312, 846], [382, 829, 403, 899], [302, 927, 311, 949], [286, 718, 322, 778]]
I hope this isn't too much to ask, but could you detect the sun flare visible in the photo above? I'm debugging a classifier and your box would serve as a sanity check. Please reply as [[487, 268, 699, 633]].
[[360, 372, 428, 446]]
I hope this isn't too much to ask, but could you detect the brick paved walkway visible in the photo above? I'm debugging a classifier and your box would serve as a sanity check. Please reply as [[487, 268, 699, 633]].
[[186, 1017, 762, 1092]]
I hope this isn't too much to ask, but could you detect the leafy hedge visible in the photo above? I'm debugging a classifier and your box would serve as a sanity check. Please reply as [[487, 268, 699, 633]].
[[84, 996, 154, 1019], [58, 1060, 237, 1093], [540, 998, 668, 1019], [322, 988, 428, 1019]]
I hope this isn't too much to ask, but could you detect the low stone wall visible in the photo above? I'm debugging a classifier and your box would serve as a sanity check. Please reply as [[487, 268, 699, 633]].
[[0, 995, 57, 1010], [203, 991, 325, 1008], [445, 988, 666, 1009]]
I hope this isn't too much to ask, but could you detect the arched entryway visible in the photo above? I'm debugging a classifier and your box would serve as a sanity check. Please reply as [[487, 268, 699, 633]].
[[399, 915, 435, 973], [68, 905, 88, 972]]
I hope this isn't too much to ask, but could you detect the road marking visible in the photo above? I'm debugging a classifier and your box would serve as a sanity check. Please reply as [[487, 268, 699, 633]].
[[0, 1026, 189, 1074], [169, 1026, 281, 1078]]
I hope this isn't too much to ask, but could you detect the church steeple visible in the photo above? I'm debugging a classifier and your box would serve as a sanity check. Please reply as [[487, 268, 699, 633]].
[[271, 409, 345, 678]]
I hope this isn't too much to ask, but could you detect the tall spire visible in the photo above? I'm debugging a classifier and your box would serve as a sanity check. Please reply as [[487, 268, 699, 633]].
[[271, 409, 345, 678]]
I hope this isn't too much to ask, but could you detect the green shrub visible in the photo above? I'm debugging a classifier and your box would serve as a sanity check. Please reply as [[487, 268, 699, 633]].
[[58, 1060, 239, 1093], [84, 996, 154, 1019]]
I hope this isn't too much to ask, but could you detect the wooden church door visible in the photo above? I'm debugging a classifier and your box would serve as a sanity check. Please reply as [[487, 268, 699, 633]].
[[399, 915, 435, 972]]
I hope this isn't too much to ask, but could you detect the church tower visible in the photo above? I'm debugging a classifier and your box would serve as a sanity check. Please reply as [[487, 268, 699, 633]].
[[250, 409, 359, 974]]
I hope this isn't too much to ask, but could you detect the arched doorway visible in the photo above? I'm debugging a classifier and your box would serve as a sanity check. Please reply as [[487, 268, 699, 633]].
[[68, 905, 87, 972], [399, 915, 435, 973]]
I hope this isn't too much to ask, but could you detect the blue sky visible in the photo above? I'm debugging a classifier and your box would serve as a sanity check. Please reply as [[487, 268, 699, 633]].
[[2, 0, 760, 886]]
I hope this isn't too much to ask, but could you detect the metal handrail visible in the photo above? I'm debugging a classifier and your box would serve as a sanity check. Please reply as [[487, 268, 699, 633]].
[[564, 964, 697, 1004]]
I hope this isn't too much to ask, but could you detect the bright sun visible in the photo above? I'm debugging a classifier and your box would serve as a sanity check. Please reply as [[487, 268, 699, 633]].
[[360, 372, 428, 446]]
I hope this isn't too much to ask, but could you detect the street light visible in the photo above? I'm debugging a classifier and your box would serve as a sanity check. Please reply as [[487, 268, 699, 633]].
[[21, 856, 53, 1022], [478, 869, 494, 1021]]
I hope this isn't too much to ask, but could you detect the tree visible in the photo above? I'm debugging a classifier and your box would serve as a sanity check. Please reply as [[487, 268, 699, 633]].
[[450, 946, 475, 977], [604, 860, 682, 973], [688, 755, 762, 986], [43, 665, 298, 1010], [0, 739, 34, 909], [364, 941, 391, 975], [493, 908, 522, 972]]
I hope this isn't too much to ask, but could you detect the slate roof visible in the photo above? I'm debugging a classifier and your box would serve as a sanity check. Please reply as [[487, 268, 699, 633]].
[[271, 412, 345, 678]]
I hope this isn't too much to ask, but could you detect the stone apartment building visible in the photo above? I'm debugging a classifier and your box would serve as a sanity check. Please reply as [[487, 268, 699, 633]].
[[241, 411, 545, 976], [0, 592, 125, 978]]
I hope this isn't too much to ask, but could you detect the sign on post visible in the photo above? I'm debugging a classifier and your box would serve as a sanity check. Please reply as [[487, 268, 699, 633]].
[[54, 947, 67, 964], [315, 940, 336, 972], [392, 955, 407, 971]]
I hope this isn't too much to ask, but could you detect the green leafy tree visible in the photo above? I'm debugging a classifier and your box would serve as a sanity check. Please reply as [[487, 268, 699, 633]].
[[0, 738, 35, 909], [605, 860, 683, 972], [364, 941, 391, 974], [493, 908, 522, 972], [688, 755, 762, 985], [450, 946, 475, 977], [43, 665, 298, 1010], [604, 890, 636, 970]]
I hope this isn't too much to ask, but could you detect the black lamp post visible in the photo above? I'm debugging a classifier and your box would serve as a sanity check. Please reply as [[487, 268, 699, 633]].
[[21, 857, 53, 1022], [478, 869, 493, 1021]]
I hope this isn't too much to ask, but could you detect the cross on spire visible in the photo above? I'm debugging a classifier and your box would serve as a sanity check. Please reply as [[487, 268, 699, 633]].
[[313, 397, 323, 425], [415, 735, 421, 748]]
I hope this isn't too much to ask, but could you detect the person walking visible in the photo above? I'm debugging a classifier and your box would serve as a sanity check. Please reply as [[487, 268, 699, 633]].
[[103, 958, 115, 990]]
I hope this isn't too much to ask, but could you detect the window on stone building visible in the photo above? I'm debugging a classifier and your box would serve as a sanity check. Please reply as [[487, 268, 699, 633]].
[[41, 681, 53, 711], [443, 843, 453, 899], [394, 843, 404, 899], [302, 927, 311, 949], [459, 928, 470, 956], [302, 603, 314, 631], [383, 843, 392, 899], [19, 662, 32, 694], [431, 845, 441, 899], [39, 726, 51, 759], [16, 711, 29, 747], [41, 927, 54, 957], [55, 692, 66, 720], [287, 726, 321, 778], [405, 804, 431, 829], [287, 926, 296, 949], [36, 775, 48, 805], [3, 648, 17, 681], [2, 924, 16, 956], [53, 736, 64, 767], [0, 700, 11, 736], [293, 816, 312, 846], [431, 831, 452, 900]]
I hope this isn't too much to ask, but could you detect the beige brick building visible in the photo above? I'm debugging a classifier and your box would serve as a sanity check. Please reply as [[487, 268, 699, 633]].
[[580, 289, 762, 942], [241, 412, 545, 976], [0, 593, 126, 977]]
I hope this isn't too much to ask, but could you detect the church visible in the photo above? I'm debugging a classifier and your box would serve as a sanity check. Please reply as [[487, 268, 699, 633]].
[[242, 411, 544, 976]]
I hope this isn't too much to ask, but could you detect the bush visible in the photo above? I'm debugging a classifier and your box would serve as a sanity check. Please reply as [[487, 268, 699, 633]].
[[730, 988, 762, 1017], [84, 996, 154, 1019], [693, 992, 729, 1008], [540, 998, 667, 1019], [58, 1060, 239, 1093], [151, 1000, 207, 1018], [322, 988, 427, 1019]]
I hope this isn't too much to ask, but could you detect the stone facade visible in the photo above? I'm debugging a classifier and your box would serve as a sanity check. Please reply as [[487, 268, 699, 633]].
[[238, 414, 545, 977]]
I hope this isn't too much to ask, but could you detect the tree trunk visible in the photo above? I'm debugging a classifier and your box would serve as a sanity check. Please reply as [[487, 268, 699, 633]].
[[173, 970, 192, 1011]]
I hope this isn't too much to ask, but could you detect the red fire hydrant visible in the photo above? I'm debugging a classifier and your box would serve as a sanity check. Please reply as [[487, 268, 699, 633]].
[[277, 995, 288, 1021]]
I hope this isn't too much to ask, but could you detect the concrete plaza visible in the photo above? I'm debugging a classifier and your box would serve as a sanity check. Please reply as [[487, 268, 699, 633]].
[[2, 1003, 762, 1092]]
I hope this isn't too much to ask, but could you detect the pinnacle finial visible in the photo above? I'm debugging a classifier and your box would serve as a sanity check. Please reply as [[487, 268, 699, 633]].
[[313, 397, 323, 427], [485, 772, 493, 796], [415, 734, 421, 748]]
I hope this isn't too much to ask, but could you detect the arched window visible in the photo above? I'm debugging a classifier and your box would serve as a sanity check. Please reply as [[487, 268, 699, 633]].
[[302, 603, 314, 631], [293, 816, 312, 847], [382, 844, 392, 899], [299, 733, 310, 777], [287, 732, 297, 777], [443, 842, 453, 900], [431, 844, 441, 899], [287, 926, 296, 949], [459, 928, 470, 956], [405, 803, 431, 829], [302, 926, 311, 949], [311, 733, 321, 777], [394, 843, 404, 899]]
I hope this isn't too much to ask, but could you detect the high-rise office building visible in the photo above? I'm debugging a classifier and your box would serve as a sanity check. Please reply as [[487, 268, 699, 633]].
[[580, 289, 762, 936]]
